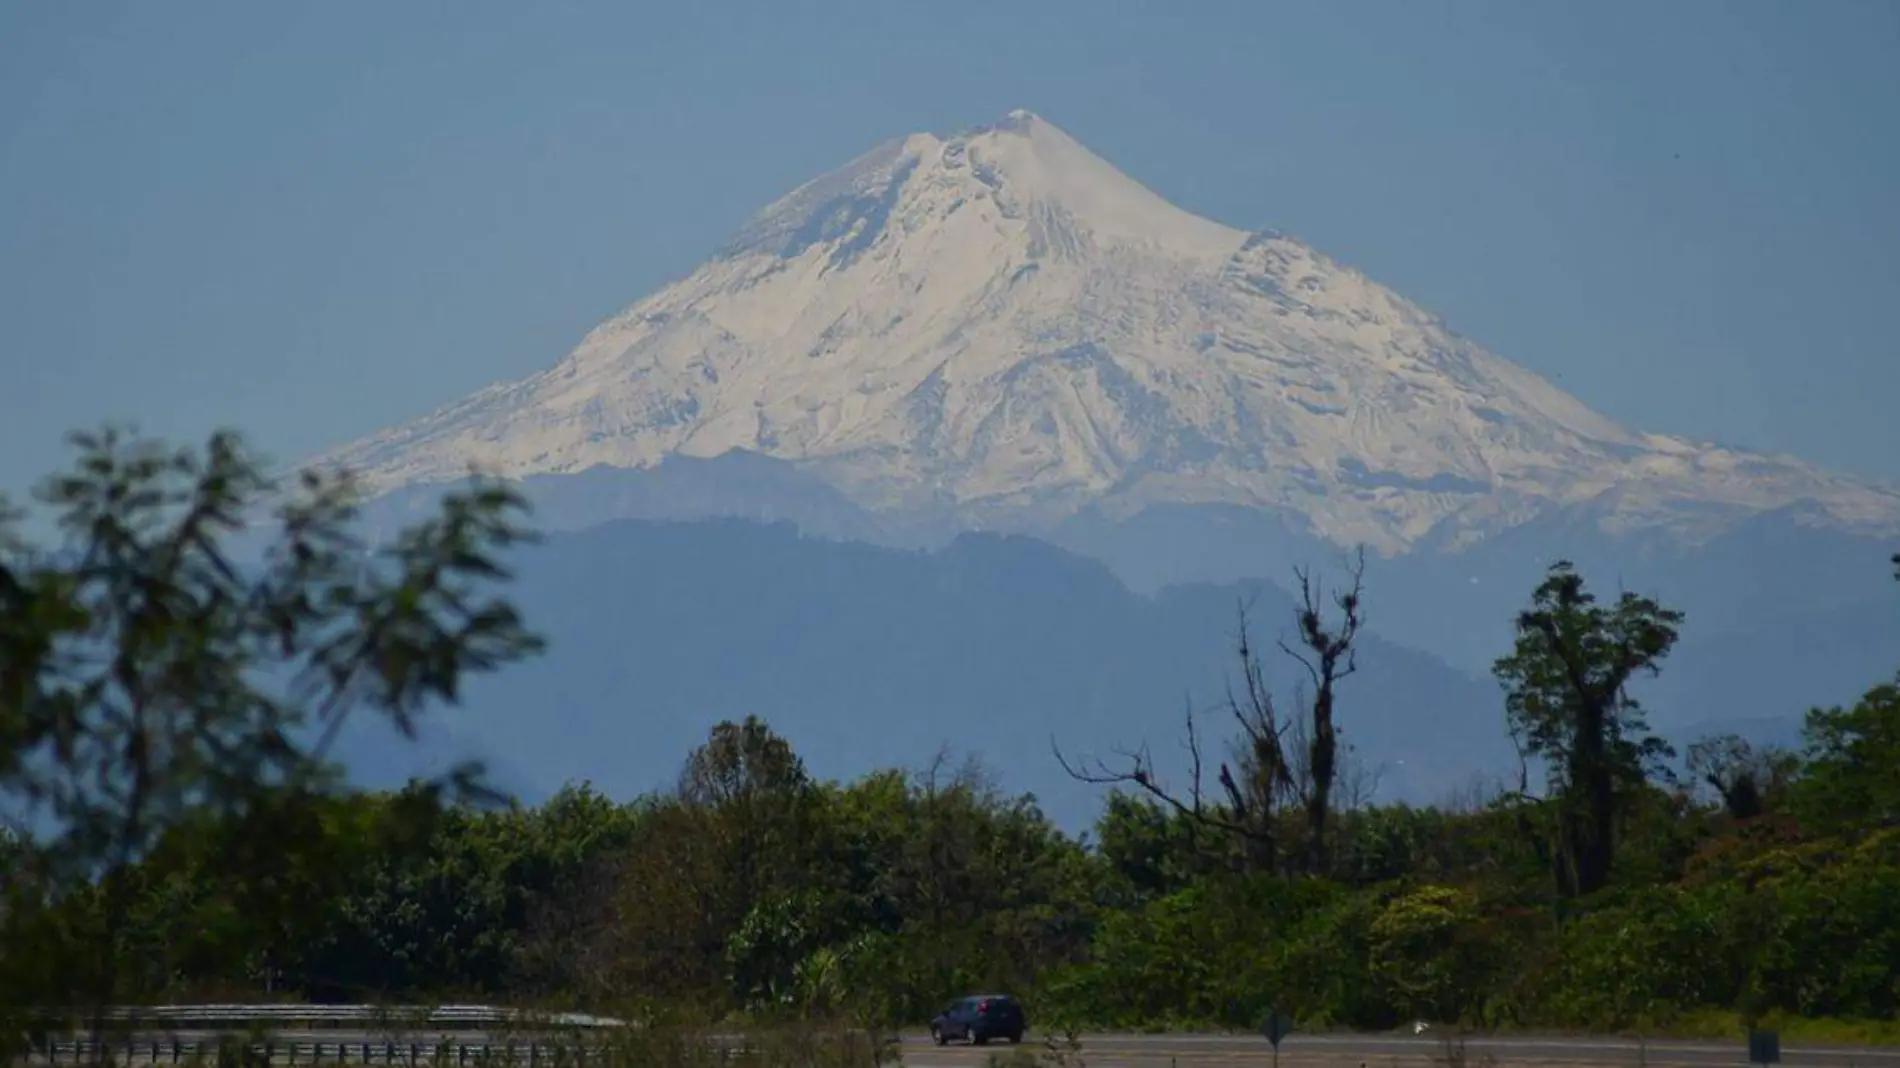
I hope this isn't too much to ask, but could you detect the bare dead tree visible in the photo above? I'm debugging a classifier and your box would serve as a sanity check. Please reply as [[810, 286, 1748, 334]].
[[1333, 740, 1386, 816], [1280, 681, 1383, 828], [1278, 548, 1367, 874], [918, 744, 956, 802], [1434, 771, 1511, 817], [1054, 610, 1300, 874], [914, 744, 1003, 809], [1222, 613, 1302, 871], [1685, 733, 1798, 820], [1054, 552, 1369, 877]]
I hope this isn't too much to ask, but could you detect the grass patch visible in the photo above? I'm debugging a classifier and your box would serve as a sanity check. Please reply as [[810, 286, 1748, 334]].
[[1438, 1011, 1900, 1048], [1657, 1010, 1900, 1047]]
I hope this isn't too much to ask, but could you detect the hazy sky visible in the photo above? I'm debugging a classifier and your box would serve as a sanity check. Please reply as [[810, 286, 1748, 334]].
[[2, 0, 1896, 500]]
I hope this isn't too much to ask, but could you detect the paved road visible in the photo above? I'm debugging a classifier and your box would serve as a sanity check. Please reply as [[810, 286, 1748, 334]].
[[29, 1030, 1900, 1068], [895, 1032, 1900, 1068]]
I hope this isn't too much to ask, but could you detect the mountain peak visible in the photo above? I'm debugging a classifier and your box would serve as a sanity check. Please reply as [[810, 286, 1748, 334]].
[[993, 107, 1042, 130], [721, 107, 1243, 269], [313, 113, 1900, 552]]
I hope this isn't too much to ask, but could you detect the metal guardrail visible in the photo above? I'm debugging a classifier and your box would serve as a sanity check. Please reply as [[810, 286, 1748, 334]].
[[21, 1035, 891, 1067], [12, 1009, 890, 1066], [24, 1040, 643, 1066], [29, 1008, 625, 1031]]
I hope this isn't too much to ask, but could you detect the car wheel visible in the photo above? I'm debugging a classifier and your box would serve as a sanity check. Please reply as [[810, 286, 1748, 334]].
[[1009, 1031, 1023, 1045], [972, 1031, 988, 1047], [931, 1027, 946, 1047]]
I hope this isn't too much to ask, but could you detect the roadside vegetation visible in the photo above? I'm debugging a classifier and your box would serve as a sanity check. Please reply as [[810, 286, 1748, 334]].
[[3, 428, 1898, 1054]]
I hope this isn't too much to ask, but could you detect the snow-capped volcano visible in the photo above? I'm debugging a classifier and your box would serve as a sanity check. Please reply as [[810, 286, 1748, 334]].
[[316, 109, 1900, 553]]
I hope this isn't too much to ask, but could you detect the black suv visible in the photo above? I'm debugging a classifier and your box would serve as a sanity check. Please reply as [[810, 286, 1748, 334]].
[[930, 994, 1026, 1045]]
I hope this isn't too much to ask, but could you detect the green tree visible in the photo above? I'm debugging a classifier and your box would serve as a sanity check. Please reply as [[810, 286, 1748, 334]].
[[0, 427, 542, 1042], [1792, 679, 1900, 838], [680, 716, 827, 1009], [1547, 884, 1737, 1028], [1094, 793, 1227, 903], [1367, 884, 1484, 1025], [1493, 561, 1682, 898]]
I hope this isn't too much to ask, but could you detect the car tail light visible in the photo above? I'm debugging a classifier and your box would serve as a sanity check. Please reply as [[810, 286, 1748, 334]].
[[977, 1000, 991, 1014]]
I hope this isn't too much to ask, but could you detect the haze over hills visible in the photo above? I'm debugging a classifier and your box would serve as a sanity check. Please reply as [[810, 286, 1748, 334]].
[[334, 517, 1520, 828], [323, 517, 1894, 831], [307, 110, 1900, 804]]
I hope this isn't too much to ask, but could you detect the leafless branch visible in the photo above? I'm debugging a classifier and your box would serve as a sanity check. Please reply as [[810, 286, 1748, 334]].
[[1053, 551, 1369, 877], [1334, 742, 1385, 814], [1051, 691, 1284, 862]]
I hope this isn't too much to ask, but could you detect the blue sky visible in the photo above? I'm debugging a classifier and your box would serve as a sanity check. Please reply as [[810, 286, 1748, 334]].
[[2, 0, 1896, 500]]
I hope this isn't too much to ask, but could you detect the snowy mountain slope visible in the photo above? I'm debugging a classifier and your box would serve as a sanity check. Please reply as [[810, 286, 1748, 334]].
[[315, 109, 1900, 554]]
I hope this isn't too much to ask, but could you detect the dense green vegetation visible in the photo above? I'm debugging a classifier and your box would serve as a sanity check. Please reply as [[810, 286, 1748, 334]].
[[3, 429, 1898, 1045]]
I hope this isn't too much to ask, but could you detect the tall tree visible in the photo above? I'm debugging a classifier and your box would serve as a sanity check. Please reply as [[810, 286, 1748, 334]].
[[1493, 561, 1682, 898], [0, 426, 542, 1044], [679, 716, 825, 1009], [1281, 550, 1366, 874]]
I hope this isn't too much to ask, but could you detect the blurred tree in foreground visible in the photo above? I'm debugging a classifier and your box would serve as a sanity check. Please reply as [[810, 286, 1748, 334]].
[[0, 427, 542, 1044]]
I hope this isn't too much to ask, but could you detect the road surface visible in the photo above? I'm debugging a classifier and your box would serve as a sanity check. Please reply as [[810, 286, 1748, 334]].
[[27, 1029, 1900, 1067], [894, 1032, 1900, 1068]]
